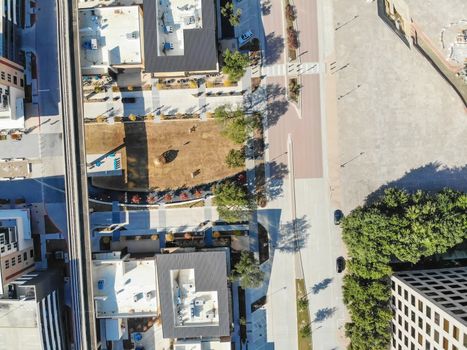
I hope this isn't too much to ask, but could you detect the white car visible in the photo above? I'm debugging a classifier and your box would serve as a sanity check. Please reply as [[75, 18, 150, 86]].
[[238, 30, 254, 47]]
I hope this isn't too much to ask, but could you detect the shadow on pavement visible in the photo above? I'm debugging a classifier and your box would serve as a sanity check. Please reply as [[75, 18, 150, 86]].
[[365, 162, 467, 205], [275, 215, 310, 253], [311, 278, 333, 295], [264, 32, 285, 65]]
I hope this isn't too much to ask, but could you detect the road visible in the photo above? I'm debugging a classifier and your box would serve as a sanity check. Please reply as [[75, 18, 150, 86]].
[[253, 0, 348, 349]]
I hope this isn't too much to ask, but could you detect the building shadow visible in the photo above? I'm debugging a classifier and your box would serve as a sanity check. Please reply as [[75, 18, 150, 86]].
[[365, 162, 467, 205], [376, 0, 410, 48], [123, 122, 149, 190]]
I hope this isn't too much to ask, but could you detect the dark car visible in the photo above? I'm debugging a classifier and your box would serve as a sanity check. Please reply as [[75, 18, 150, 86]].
[[122, 97, 136, 103], [336, 257, 346, 273], [334, 209, 344, 225]]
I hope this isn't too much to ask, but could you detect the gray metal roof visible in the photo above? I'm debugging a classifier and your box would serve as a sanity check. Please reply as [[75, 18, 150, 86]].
[[143, 0, 219, 73], [156, 251, 230, 339]]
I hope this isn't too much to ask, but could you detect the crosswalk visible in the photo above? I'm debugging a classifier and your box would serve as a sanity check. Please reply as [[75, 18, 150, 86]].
[[261, 61, 320, 77]]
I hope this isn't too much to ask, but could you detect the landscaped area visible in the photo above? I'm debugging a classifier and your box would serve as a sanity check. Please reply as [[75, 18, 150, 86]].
[[85, 120, 244, 192], [296, 279, 312, 350]]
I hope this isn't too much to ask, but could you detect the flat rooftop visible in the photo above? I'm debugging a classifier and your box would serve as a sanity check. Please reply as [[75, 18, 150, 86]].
[[144, 0, 218, 73], [0, 85, 24, 130], [156, 251, 230, 338], [93, 254, 158, 317], [79, 6, 143, 69]]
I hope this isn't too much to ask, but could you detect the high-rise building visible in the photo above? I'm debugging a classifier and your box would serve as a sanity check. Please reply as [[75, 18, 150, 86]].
[[391, 267, 467, 350]]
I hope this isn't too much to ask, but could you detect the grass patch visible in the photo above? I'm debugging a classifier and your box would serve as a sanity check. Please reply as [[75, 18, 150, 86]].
[[166, 200, 205, 209], [296, 279, 312, 350]]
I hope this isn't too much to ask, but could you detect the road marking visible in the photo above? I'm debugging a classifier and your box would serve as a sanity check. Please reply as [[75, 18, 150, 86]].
[[262, 62, 320, 77]]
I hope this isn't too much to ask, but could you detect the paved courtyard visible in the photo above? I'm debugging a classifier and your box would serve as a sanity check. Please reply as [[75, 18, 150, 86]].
[[333, 0, 467, 213]]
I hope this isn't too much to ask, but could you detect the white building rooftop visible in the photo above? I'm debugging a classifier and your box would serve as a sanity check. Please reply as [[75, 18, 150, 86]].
[[0, 85, 25, 130], [171, 268, 219, 327], [79, 6, 143, 74], [156, 0, 203, 56], [93, 252, 158, 318]]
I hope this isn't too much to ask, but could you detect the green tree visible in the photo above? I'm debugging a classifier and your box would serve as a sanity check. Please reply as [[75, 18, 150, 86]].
[[299, 323, 311, 338], [214, 105, 254, 144], [297, 297, 308, 311], [225, 148, 245, 168], [222, 49, 249, 82], [342, 188, 467, 349], [213, 182, 252, 222], [221, 1, 242, 26], [231, 251, 264, 289]]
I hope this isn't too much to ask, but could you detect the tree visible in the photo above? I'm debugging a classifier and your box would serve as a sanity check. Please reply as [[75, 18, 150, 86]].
[[341, 188, 467, 349], [231, 251, 264, 289], [299, 323, 311, 338], [213, 182, 252, 222], [221, 1, 242, 26], [222, 49, 249, 82], [214, 105, 255, 144], [225, 148, 245, 168], [297, 297, 308, 311]]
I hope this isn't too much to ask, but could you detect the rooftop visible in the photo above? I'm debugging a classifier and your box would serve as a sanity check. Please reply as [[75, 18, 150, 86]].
[[0, 85, 25, 130], [92, 252, 158, 318], [144, 0, 218, 73], [156, 251, 230, 339], [79, 6, 143, 72]]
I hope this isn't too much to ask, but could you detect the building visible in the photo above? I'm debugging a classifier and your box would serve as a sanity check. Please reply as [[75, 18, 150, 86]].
[[156, 250, 230, 340], [0, 269, 66, 350], [79, 6, 144, 75], [0, 209, 35, 295], [391, 267, 467, 350], [91, 249, 231, 349], [143, 0, 218, 76], [0, 0, 22, 63], [0, 57, 25, 130]]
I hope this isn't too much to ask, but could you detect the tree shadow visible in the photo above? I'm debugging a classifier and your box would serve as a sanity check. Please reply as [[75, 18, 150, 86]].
[[249, 161, 289, 202], [264, 32, 284, 65], [311, 278, 333, 295], [365, 162, 467, 205], [313, 307, 336, 323], [275, 215, 310, 253], [261, 0, 272, 16], [162, 149, 179, 164]]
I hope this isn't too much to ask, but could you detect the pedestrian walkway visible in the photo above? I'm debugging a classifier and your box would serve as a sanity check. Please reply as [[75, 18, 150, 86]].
[[262, 61, 320, 77]]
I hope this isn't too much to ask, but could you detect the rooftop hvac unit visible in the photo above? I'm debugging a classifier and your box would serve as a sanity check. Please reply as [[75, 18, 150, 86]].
[[126, 32, 139, 40]]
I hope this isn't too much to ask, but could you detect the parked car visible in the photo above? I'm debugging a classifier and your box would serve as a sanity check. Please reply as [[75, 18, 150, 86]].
[[238, 30, 254, 46], [334, 209, 344, 225], [122, 97, 136, 103], [336, 257, 346, 273]]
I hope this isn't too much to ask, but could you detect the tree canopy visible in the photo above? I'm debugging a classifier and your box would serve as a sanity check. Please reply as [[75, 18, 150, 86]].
[[214, 105, 254, 144], [231, 251, 264, 289], [225, 148, 245, 168], [213, 181, 252, 222], [222, 49, 249, 82], [342, 188, 467, 349]]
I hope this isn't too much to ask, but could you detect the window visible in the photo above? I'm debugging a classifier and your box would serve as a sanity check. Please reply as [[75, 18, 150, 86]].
[[17, 254, 21, 263], [434, 330, 439, 343], [425, 305, 431, 318], [30, 249, 33, 258], [426, 323, 431, 336], [4, 259, 9, 269], [404, 289, 408, 300], [411, 295, 415, 306], [404, 305, 408, 316], [404, 320, 408, 332], [7, 74, 11, 82], [1, 72, 4, 79], [398, 285, 402, 295], [443, 319, 449, 333], [13, 76, 17, 84], [20, 78, 23, 87], [442, 337, 448, 350], [410, 343, 415, 350], [452, 346, 457, 350], [404, 336, 408, 347], [434, 312, 440, 325], [464, 333, 467, 347], [452, 325, 459, 340], [398, 300, 402, 310], [425, 340, 430, 350], [11, 257, 15, 266], [418, 333, 423, 345], [398, 315, 402, 325], [411, 326, 415, 338], [391, 280, 395, 290], [23, 252, 27, 261], [418, 300, 423, 312], [418, 316, 423, 328]]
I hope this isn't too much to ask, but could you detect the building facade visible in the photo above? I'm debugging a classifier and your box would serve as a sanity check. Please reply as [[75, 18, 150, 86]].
[[0, 57, 25, 130], [391, 267, 467, 350], [0, 209, 35, 295]]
